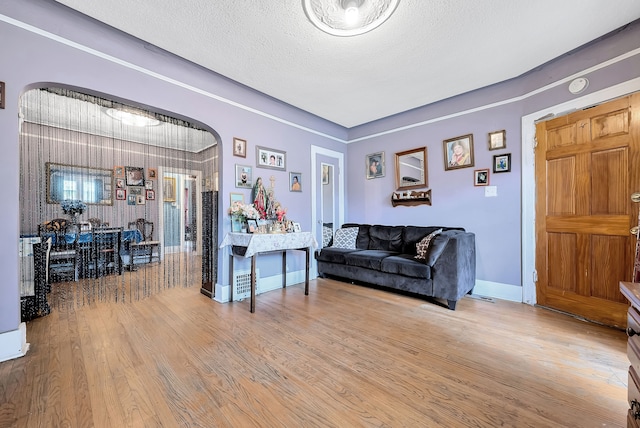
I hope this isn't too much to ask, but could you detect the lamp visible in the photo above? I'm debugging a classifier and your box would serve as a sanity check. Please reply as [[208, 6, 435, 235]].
[[303, 0, 400, 37], [105, 107, 161, 127]]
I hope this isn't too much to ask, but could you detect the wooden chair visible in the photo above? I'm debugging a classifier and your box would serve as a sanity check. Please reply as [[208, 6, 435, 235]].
[[127, 218, 161, 265], [88, 217, 110, 228], [38, 218, 80, 282], [88, 227, 123, 277]]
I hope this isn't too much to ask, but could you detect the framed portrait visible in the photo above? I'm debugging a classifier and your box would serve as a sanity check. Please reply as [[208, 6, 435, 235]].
[[247, 219, 258, 233], [127, 195, 136, 206], [488, 130, 506, 151], [230, 192, 244, 205], [474, 169, 490, 186], [129, 187, 142, 196], [113, 166, 124, 178], [136, 194, 146, 205], [235, 164, 253, 189], [290, 172, 302, 192], [147, 167, 157, 179], [115, 188, 126, 200], [125, 166, 145, 186], [443, 134, 474, 171], [146, 189, 155, 200], [365, 152, 385, 179], [115, 178, 125, 189], [233, 137, 247, 158], [256, 146, 286, 170], [145, 180, 153, 190], [322, 165, 330, 185], [163, 177, 176, 202], [493, 153, 512, 173], [293, 222, 301, 233]]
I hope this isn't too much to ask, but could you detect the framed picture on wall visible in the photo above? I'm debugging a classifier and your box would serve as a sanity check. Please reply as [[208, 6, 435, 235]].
[[235, 164, 253, 189], [233, 137, 247, 158], [116, 188, 126, 200], [147, 168, 157, 179], [125, 166, 145, 186], [127, 195, 136, 206], [290, 172, 302, 192], [493, 153, 511, 173], [163, 177, 176, 202], [256, 146, 286, 170], [474, 169, 490, 186], [488, 130, 506, 151], [114, 166, 124, 178], [443, 134, 474, 171], [146, 189, 155, 200], [365, 152, 385, 179]]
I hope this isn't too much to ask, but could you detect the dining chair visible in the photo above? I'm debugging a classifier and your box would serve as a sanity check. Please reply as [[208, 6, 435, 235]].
[[88, 217, 110, 228], [89, 226, 123, 277], [38, 218, 80, 282], [127, 218, 161, 265]]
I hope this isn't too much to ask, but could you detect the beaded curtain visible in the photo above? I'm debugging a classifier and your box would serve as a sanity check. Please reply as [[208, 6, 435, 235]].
[[19, 87, 218, 310]]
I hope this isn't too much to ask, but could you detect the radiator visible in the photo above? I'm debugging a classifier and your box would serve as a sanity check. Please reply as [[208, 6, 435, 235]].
[[233, 269, 259, 301]]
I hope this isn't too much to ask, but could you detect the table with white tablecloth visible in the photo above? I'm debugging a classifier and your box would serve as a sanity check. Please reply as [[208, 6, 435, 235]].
[[219, 232, 318, 312]]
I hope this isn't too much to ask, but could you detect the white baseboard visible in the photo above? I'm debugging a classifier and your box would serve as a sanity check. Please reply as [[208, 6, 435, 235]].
[[472, 280, 523, 303], [0, 323, 29, 363], [214, 270, 307, 303]]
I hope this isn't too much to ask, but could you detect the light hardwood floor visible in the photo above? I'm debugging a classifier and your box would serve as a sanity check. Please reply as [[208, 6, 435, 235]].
[[0, 276, 630, 427]]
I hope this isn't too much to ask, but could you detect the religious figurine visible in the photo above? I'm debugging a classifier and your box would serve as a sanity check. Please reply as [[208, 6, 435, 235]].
[[252, 177, 268, 219]]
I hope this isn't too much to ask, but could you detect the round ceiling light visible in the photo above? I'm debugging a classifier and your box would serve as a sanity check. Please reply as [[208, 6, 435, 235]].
[[105, 107, 161, 127], [303, 0, 400, 37]]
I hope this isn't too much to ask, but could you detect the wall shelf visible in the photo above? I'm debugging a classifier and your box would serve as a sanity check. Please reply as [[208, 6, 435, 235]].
[[391, 189, 431, 207]]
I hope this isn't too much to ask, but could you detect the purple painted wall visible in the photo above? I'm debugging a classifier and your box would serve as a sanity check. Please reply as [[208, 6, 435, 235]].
[[0, 0, 639, 343]]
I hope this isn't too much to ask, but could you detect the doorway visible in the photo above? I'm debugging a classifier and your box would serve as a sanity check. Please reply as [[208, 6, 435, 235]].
[[533, 91, 640, 327], [160, 170, 202, 255]]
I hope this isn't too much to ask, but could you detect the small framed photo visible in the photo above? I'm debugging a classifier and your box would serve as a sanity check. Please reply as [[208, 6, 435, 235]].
[[474, 169, 490, 186], [116, 188, 126, 200], [256, 146, 286, 170], [444, 134, 474, 171], [235, 164, 253, 189], [493, 153, 512, 173], [247, 219, 258, 233], [293, 222, 301, 233], [129, 187, 142, 196], [127, 195, 136, 206], [115, 178, 125, 189], [290, 172, 302, 192], [145, 180, 153, 190], [322, 165, 330, 185], [147, 168, 157, 179], [233, 137, 247, 158], [136, 194, 146, 205], [230, 192, 244, 205], [163, 177, 176, 202], [488, 130, 506, 151], [114, 166, 124, 178], [146, 189, 155, 200], [366, 152, 385, 179], [125, 166, 145, 186]]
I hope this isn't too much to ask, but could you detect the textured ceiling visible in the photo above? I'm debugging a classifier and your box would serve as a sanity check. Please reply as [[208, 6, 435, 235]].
[[52, 0, 640, 128]]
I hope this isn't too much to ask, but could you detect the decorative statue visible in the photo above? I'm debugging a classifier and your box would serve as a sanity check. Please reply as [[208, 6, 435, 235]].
[[252, 177, 268, 219]]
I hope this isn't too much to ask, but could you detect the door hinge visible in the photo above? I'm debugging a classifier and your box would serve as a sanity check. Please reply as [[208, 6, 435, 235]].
[[533, 270, 538, 283], [533, 136, 538, 149]]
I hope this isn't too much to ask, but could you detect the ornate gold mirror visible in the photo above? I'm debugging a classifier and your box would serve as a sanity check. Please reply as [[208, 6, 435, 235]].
[[46, 162, 113, 205], [395, 147, 428, 190]]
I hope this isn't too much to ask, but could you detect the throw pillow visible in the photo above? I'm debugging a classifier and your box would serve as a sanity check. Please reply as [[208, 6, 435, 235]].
[[322, 226, 333, 247], [332, 227, 359, 249], [415, 228, 443, 261]]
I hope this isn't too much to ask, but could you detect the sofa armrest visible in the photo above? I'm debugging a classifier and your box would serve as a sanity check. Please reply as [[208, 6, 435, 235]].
[[430, 231, 476, 301]]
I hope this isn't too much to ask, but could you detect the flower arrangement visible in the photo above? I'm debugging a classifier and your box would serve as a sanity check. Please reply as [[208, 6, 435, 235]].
[[60, 199, 87, 216], [228, 201, 260, 223], [275, 204, 287, 222]]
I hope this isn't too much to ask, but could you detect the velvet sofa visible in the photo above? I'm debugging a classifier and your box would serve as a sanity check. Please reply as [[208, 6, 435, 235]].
[[315, 223, 476, 310]]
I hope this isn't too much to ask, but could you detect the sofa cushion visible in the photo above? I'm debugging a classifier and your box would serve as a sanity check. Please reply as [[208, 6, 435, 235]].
[[368, 225, 404, 251], [415, 228, 442, 261], [402, 226, 462, 255], [316, 247, 360, 264], [343, 223, 371, 249], [343, 250, 398, 270], [332, 227, 359, 249], [381, 254, 432, 279]]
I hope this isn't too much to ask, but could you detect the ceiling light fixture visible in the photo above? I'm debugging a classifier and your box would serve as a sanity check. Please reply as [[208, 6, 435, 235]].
[[303, 0, 400, 37], [105, 107, 161, 127]]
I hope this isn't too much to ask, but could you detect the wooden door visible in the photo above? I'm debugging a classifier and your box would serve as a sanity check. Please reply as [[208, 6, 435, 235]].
[[535, 93, 640, 327]]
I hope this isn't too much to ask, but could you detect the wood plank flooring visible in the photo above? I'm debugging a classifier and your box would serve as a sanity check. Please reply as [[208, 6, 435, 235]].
[[0, 277, 630, 427]]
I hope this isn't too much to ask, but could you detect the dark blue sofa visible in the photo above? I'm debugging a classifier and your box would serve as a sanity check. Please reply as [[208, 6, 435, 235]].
[[315, 223, 476, 310]]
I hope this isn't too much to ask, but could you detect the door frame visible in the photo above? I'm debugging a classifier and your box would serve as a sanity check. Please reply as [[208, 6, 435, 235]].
[[521, 77, 640, 305], [311, 146, 345, 273]]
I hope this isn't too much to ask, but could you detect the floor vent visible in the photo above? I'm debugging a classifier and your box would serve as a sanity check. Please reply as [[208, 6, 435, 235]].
[[233, 269, 259, 301]]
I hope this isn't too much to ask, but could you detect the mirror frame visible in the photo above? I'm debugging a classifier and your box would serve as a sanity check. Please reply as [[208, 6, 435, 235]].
[[395, 147, 428, 191], [46, 162, 114, 206]]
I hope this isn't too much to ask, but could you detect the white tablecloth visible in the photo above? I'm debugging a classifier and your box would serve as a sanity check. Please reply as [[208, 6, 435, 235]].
[[219, 232, 317, 258]]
